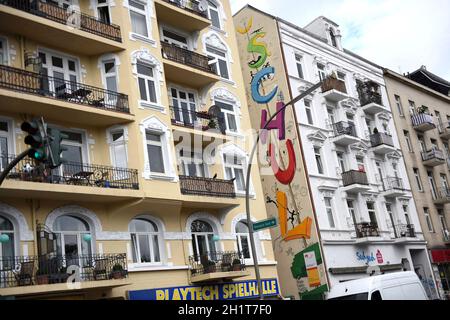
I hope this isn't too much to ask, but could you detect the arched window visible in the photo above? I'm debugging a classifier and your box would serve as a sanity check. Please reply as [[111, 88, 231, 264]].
[[191, 219, 216, 260], [129, 218, 161, 264], [235, 220, 251, 259], [0, 215, 15, 264], [53, 215, 93, 260]]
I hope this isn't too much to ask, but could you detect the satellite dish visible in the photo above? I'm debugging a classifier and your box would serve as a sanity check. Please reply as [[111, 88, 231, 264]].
[[198, 0, 208, 12]]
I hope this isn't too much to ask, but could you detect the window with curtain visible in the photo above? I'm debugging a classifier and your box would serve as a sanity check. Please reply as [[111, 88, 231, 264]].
[[146, 130, 165, 174], [129, 0, 149, 37], [137, 61, 157, 104], [191, 220, 216, 261], [0, 215, 15, 268], [130, 218, 161, 264], [109, 129, 127, 169], [97, 0, 111, 24]]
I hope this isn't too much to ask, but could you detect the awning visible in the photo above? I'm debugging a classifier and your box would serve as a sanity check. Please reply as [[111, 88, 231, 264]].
[[430, 249, 450, 263], [329, 264, 403, 275]]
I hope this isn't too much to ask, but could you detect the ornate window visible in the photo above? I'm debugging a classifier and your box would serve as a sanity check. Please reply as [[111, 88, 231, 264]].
[[129, 218, 161, 264], [191, 220, 217, 260], [0, 215, 15, 266]]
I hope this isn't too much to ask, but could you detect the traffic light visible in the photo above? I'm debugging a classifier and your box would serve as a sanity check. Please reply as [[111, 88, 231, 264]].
[[21, 119, 48, 163], [47, 128, 68, 169]]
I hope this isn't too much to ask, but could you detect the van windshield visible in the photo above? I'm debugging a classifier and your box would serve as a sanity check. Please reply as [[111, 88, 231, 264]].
[[328, 293, 369, 300]]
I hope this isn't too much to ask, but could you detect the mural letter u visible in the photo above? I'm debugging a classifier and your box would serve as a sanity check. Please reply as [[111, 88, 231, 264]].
[[268, 139, 296, 185]]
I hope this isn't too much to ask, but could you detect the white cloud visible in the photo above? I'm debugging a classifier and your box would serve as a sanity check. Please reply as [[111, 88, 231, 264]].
[[230, 0, 450, 80]]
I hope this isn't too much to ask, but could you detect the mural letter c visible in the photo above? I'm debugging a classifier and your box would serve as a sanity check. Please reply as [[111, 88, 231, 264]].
[[251, 67, 278, 104]]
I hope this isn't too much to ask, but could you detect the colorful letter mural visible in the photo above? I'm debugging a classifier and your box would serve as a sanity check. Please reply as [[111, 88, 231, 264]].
[[235, 8, 329, 300]]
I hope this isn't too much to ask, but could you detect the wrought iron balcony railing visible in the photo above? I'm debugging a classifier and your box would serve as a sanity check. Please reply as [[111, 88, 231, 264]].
[[421, 148, 445, 162], [160, 0, 209, 18], [355, 222, 380, 238], [395, 224, 416, 238], [1, 154, 139, 190], [383, 176, 404, 191], [332, 121, 357, 138], [0, 254, 128, 288], [161, 42, 215, 74], [370, 132, 394, 148], [170, 106, 226, 134], [356, 81, 383, 106], [179, 175, 236, 198], [342, 170, 369, 187], [321, 77, 347, 94], [189, 251, 246, 277], [0, 64, 130, 113], [0, 0, 122, 42]]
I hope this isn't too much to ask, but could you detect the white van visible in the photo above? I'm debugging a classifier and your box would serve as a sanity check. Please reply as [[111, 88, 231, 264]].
[[326, 271, 428, 300]]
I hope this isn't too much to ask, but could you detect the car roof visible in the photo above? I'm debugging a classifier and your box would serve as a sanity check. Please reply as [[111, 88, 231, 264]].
[[326, 272, 419, 299]]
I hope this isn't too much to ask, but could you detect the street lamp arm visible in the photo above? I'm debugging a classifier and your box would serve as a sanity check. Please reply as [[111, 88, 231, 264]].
[[245, 75, 329, 300]]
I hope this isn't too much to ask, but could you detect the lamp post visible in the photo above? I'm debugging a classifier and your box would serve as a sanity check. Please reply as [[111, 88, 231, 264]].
[[244, 75, 334, 300]]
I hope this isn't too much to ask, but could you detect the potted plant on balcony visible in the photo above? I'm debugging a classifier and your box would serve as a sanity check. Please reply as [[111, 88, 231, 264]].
[[36, 269, 49, 285], [204, 260, 216, 274], [232, 259, 243, 271], [111, 264, 125, 279]]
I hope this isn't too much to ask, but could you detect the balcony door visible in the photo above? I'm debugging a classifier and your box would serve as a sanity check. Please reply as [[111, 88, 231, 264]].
[[375, 161, 385, 190], [179, 150, 208, 178], [385, 203, 397, 238], [366, 202, 378, 228], [427, 172, 438, 200], [161, 28, 189, 50], [53, 215, 93, 268], [347, 200, 358, 234], [440, 174, 449, 192], [235, 221, 251, 260], [170, 88, 197, 126], [39, 51, 80, 97], [0, 215, 15, 270], [191, 220, 216, 262], [0, 120, 12, 171]]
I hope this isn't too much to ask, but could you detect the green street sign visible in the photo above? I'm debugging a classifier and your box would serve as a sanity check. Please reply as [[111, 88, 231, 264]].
[[252, 218, 278, 232]]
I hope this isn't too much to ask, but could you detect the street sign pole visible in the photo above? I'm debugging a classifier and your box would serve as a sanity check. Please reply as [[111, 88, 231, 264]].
[[245, 75, 330, 300]]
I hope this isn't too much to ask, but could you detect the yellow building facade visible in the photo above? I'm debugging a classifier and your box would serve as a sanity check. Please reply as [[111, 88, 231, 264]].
[[0, 0, 279, 300]]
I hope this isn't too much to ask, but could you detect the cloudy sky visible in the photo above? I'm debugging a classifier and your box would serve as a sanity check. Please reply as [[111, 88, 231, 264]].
[[230, 0, 450, 80]]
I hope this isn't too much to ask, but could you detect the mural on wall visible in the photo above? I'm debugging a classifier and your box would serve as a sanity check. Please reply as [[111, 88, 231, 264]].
[[235, 11, 328, 299]]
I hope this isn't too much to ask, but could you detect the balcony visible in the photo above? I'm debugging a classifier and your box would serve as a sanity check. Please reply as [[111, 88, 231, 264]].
[[443, 230, 450, 244], [341, 170, 371, 193], [394, 224, 417, 243], [421, 148, 446, 167], [0, 254, 129, 297], [370, 132, 396, 155], [434, 188, 450, 205], [0, 64, 133, 126], [161, 42, 220, 88], [438, 121, 450, 140], [411, 113, 436, 132], [381, 177, 406, 198], [0, 0, 124, 55], [354, 222, 380, 243], [179, 175, 236, 198], [321, 77, 348, 102], [189, 251, 249, 283], [331, 121, 360, 146], [154, 0, 211, 32], [0, 154, 141, 202], [357, 81, 386, 114], [170, 106, 226, 135]]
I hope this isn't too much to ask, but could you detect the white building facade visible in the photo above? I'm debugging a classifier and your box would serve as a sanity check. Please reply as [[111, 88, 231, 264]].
[[278, 16, 438, 298]]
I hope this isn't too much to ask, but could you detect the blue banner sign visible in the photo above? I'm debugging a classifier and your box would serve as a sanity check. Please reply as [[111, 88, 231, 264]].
[[127, 278, 280, 300]]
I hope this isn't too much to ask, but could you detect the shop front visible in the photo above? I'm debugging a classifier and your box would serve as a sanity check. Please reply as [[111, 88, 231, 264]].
[[127, 278, 280, 300], [430, 249, 450, 300]]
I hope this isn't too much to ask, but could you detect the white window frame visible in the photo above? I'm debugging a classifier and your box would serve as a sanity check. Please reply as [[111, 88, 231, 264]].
[[160, 25, 190, 50], [127, 0, 154, 44], [395, 95, 404, 116], [215, 99, 239, 134], [179, 149, 209, 178], [106, 125, 128, 169], [314, 146, 324, 175], [0, 117, 15, 170], [0, 36, 8, 65], [137, 61, 158, 106], [209, 88, 242, 137], [294, 53, 304, 79], [221, 144, 254, 197], [99, 56, 120, 107], [424, 208, 434, 233], [304, 100, 313, 125], [413, 168, 423, 192], [366, 202, 378, 227], [207, 0, 222, 31], [317, 63, 326, 81], [140, 116, 176, 181], [324, 197, 336, 228], [169, 85, 198, 126], [404, 130, 413, 152], [129, 218, 163, 266], [95, 0, 112, 24], [235, 220, 252, 261], [206, 45, 230, 80]]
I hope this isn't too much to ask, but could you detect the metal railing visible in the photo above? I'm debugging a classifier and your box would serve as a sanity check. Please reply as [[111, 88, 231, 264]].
[[0, 64, 130, 113], [170, 106, 225, 134], [332, 121, 357, 138], [160, 0, 209, 19], [383, 176, 404, 191], [411, 113, 435, 128], [421, 148, 445, 162], [1, 154, 139, 190], [161, 42, 215, 74], [179, 175, 236, 198], [342, 170, 369, 187], [438, 120, 450, 136], [370, 132, 394, 148], [0, 0, 122, 42], [355, 222, 380, 238], [0, 254, 128, 288], [189, 251, 246, 277], [395, 224, 416, 238], [321, 77, 347, 94], [357, 81, 383, 106]]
